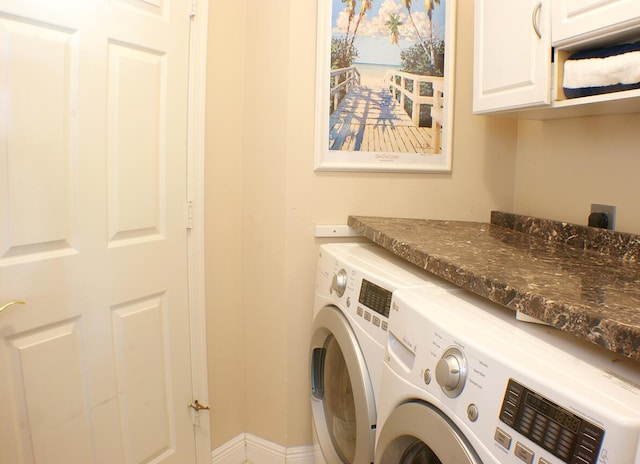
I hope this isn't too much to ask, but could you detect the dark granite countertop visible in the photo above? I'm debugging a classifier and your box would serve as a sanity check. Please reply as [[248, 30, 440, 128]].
[[348, 212, 640, 361]]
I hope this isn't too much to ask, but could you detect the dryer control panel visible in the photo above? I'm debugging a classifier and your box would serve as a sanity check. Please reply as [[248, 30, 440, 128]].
[[499, 379, 604, 464], [359, 279, 393, 318]]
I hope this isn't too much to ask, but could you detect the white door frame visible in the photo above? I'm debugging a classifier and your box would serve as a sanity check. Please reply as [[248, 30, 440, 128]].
[[186, 0, 211, 461]]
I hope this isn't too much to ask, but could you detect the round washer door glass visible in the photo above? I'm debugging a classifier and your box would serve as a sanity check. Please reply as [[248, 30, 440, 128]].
[[376, 402, 482, 464], [310, 306, 376, 464], [399, 441, 442, 463], [323, 335, 357, 462]]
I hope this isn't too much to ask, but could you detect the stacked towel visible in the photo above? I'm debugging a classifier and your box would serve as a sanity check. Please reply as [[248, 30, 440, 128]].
[[563, 40, 640, 98]]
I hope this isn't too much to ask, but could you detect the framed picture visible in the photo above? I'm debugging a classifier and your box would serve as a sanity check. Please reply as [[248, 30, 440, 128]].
[[314, 0, 456, 173]]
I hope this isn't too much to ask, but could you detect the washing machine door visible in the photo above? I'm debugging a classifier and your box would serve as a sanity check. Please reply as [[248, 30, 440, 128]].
[[310, 305, 376, 464], [375, 401, 483, 464]]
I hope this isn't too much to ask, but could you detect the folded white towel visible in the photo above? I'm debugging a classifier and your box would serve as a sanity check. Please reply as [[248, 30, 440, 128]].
[[564, 50, 640, 89], [562, 40, 640, 98]]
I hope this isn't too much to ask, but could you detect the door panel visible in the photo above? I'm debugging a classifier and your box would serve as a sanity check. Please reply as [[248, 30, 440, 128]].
[[0, 0, 195, 462], [107, 40, 165, 243], [0, 15, 76, 259], [6, 318, 93, 464], [112, 294, 172, 463]]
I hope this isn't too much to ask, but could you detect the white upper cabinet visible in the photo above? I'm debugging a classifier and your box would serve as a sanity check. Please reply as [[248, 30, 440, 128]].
[[473, 0, 551, 113], [473, 0, 640, 118], [552, 0, 640, 48]]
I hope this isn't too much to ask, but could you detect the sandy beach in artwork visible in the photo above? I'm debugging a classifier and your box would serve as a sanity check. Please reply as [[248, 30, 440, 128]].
[[355, 62, 399, 88]]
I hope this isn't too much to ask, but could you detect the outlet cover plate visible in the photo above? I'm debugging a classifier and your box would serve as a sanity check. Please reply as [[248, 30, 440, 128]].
[[590, 204, 616, 230]]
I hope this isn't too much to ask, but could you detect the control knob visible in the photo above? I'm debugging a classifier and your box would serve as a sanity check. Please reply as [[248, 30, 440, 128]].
[[331, 269, 348, 297], [435, 346, 467, 398]]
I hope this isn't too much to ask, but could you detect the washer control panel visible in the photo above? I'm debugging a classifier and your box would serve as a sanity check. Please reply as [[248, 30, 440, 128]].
[[499, 379, 604, 464], [330, 269, 348, 297], [435, 346, 467, 398]]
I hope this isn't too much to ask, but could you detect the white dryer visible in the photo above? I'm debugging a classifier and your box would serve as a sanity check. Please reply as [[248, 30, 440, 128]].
[[310, 243, 456, 464], [375, 287, 640, 464]]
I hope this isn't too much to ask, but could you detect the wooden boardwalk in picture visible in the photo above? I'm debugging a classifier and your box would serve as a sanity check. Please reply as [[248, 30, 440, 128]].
[[329, 84, 435, 153]]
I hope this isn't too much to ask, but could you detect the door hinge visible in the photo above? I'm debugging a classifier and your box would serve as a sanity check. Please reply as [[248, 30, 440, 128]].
[[189, 399, 210, 425], [189, 0, 196, 17], [186, 201, 193, 229]]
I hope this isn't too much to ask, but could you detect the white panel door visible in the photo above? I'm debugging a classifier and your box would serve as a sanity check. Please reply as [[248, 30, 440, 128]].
[[473, 0, 552, 113], [0, 0, 196, 463]]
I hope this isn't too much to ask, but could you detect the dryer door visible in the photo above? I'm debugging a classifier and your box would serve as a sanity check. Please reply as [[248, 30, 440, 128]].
[[310, 306, 376, 464], [375, 402, 483, 464]]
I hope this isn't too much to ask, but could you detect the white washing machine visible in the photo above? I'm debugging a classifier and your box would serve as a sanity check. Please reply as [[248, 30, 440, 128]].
[[310, 243, 456, 464], [375, 286, 640, 464]]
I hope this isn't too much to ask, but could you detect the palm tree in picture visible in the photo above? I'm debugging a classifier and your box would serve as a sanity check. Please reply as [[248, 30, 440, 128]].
[[342, 0, 357, 43], [385, 13, 403, 45], [350, 0, 372, 49], [333, 0, 363, 70], [425, 0, 441, 65], [336, 0, 357, 68], [335, 0, 372, 67], [400, 0, 431, 60]]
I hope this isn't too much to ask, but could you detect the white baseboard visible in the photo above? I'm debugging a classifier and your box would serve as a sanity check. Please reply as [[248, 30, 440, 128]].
[[211, 433, 316, 464], [211, 434, 246, 463]]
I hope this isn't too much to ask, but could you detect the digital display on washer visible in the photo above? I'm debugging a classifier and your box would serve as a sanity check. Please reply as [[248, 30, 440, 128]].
[[525, 391, 580, 433], [358, 279, 392, 318], [499, 379, 605, 464]]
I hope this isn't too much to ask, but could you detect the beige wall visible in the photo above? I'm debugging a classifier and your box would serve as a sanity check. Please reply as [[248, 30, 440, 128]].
[[205, 0, 640, 451], [205, 0, 518, 449], [205, 0, 247, 447], [513, 114, 640, 234]]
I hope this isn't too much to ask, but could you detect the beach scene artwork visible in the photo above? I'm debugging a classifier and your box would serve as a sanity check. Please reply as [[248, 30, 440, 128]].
[[316, 0, 454, 172]]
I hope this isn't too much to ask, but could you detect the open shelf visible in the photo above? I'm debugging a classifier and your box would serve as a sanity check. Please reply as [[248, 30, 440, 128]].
[[490, 46, 640, 120]]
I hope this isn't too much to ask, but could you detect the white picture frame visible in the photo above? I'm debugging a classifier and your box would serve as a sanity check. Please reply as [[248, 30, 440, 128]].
[[314, 0, 456, 173]]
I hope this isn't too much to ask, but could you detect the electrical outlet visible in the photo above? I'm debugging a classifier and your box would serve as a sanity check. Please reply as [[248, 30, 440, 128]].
[[590, 204, 616, 230]]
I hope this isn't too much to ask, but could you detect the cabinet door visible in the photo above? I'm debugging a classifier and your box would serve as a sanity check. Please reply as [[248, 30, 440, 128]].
[[552, 0, 640, 48], [473, 0, 551, 113]]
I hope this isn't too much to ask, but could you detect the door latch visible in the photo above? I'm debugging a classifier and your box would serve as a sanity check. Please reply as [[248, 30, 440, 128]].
[[189, 400, 210, 412], [189, 400, 210, 426]]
